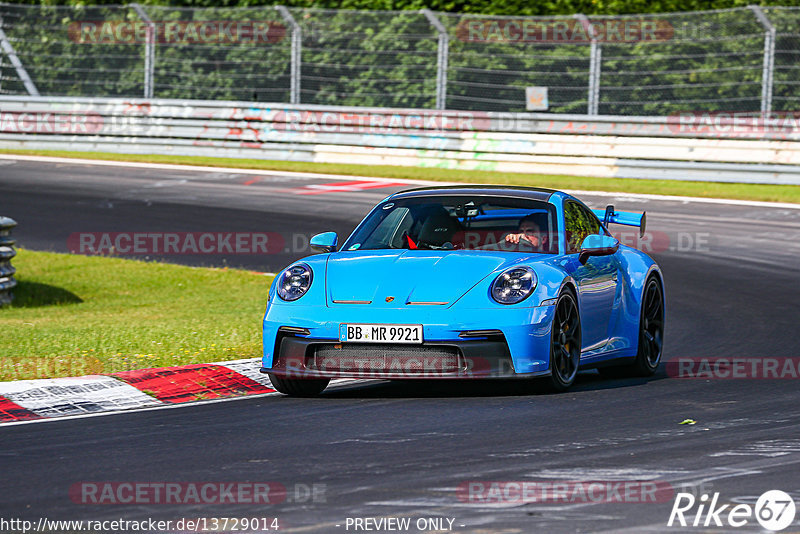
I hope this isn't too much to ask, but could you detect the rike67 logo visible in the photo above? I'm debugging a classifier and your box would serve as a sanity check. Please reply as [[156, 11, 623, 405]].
[[668, 490, 796, 531]]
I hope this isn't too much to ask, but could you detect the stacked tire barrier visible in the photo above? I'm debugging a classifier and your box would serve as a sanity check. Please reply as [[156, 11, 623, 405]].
[[0, 217, 18, 306]]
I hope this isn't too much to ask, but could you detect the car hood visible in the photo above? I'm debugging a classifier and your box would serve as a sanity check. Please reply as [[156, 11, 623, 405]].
[[326, 250, 525, 306]]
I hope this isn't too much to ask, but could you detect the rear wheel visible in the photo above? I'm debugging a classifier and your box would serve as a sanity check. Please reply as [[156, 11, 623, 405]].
[[268, 374, 329, 397], [543, 289, 582, 392], [600, 276, 664, 378]]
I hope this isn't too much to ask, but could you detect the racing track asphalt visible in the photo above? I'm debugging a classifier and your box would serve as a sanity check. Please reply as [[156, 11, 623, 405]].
[[1, 157, 800, 533]]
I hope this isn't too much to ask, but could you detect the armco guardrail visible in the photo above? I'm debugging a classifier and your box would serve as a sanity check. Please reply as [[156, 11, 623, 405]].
[[0, 217, 17, 306], [1, 96, 800, 184]]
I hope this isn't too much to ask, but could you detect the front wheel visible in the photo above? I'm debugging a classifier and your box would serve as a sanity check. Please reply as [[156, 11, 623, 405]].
[[543, 289, 582, 392], [268, 374, 329, 397]]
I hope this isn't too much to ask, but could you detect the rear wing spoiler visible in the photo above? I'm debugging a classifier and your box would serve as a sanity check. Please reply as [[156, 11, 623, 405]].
[[592, 205, 646, 238]]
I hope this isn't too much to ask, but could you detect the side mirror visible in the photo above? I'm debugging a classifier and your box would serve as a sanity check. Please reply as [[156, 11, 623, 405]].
[[579, 234, 619, 264], [310, 232, 337, 253]]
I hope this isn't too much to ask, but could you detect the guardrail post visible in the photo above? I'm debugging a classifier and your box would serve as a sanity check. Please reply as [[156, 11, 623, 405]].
[[276, 6, 301, 105], [575, 14, 600, 116], [0, 16, 40, 96], [422, 9, 448, 110], [749, 5, 775, 117], [130, 4, 155, 99], [0, 217, 18, 307]]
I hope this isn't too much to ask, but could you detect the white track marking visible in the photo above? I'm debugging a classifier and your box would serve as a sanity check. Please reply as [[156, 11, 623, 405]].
[[1, 153, 798, 209], [0, 375, 159, 417], [0, 154, 445, 186]]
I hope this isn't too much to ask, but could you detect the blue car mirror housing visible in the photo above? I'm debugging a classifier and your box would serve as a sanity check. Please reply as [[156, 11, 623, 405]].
[[579, 234, 620, 264], [310, 232, 338, 253]]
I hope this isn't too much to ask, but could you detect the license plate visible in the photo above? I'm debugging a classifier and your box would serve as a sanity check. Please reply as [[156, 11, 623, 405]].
[[339, 324, 423, 344]]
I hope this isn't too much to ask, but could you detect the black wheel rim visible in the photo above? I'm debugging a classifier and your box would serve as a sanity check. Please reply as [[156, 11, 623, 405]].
[[552, 293, 581, 385], [641, 279, 664, 368]]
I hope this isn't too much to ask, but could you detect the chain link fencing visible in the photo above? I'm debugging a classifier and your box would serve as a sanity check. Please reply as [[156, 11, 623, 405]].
[[0, 3, 797, 116], [0, 4, 144, 97], [764, 6, 800, 113]]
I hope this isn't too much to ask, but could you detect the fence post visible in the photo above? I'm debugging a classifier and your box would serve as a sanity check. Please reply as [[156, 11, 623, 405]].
[[0, 16, 39, 96], [0, 217, 17, 307], [422, 9, 448, 110], [575, 14, 600, 116], [130, 4, 155, 99], [748, 5, 775, 117], [276, 6, 301, 105]]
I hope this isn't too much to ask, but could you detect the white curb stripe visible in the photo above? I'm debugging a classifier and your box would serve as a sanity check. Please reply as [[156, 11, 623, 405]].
[[0, 375, 160, 417], [215, 358, 274, 389]]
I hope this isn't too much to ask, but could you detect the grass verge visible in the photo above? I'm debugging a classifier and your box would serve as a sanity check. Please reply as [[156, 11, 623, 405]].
[[2, 148, 799, 204], [0, 249, 271, 381]]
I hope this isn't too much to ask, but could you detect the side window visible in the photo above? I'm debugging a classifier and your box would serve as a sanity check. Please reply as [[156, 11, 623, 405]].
[[564, 201, 601, 253], [363, 207, 410, 249]]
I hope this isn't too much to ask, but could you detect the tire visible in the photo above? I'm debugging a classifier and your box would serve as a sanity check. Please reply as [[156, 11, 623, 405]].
[[600, 276, 664, 378], [543, 289, 582, 392], [268, 374, 330, 397]]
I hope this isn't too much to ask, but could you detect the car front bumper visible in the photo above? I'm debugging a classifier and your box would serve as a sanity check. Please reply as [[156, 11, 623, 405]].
[[261, 303, 555, 379]]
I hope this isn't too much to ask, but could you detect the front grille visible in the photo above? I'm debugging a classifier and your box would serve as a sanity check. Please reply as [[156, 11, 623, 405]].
[[310, 343, 461, 374]]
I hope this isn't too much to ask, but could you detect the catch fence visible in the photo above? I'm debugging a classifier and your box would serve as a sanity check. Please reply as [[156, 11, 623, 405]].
[[1, 4, 798, 116]]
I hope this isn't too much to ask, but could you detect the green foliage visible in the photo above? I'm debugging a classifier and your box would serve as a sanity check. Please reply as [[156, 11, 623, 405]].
[[596, 10, 768, 114], [293, 8, 437, 107], [4, 0, 800, 16], [1, 2, 798, 114], [0, 5, 145, 96], [141, 5, 292, 100], [764, 6, 800, 112]]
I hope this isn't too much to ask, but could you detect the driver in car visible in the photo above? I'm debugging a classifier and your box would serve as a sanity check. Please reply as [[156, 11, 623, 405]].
[[505, 215, 545, 249]]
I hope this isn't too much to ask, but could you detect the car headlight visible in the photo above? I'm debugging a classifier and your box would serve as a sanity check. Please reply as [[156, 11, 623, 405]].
[[490, 266, 537, 305], [276, 263, 313, 301]]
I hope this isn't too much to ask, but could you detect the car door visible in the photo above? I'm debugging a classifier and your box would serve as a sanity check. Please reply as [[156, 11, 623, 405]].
[[563, 201, 619, 351]]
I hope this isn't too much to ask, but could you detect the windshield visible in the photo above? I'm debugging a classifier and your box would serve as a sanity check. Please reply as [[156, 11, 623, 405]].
[[342, 195, 558, 254]]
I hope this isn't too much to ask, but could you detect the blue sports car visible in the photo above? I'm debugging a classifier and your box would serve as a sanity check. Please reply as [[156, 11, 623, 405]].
[[261, 186, 664, 396]]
